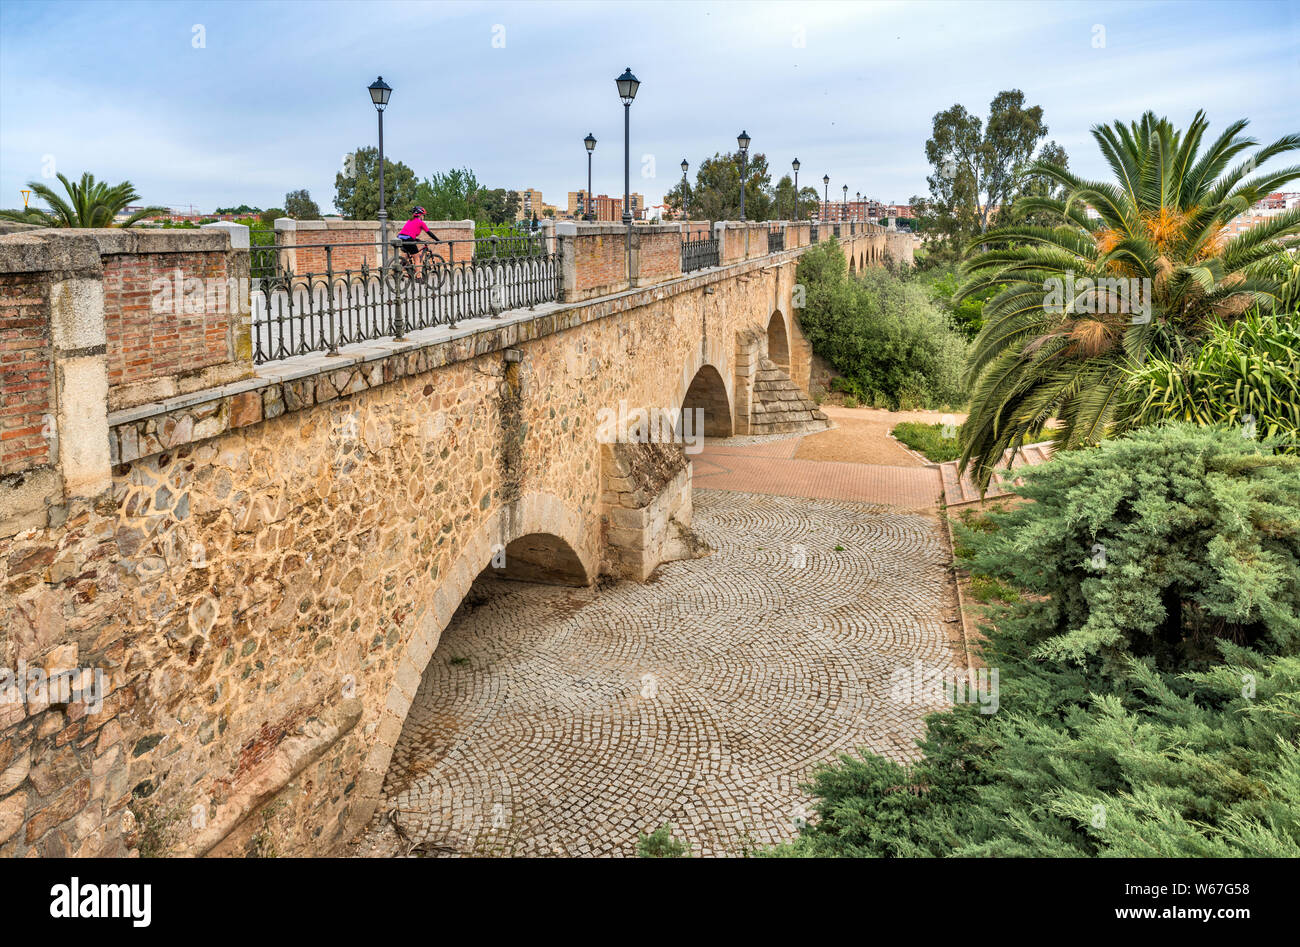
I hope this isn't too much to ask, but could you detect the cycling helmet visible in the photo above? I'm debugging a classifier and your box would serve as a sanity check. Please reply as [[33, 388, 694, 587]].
[[412, 206, 427, 216]]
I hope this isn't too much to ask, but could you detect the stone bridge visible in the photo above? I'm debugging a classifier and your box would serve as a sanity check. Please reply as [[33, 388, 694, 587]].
[[0, 218, 912, 856]]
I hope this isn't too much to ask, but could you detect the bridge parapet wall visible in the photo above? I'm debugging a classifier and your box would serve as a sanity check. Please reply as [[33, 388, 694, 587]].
[[0, 221, 909, 857], [273, 218, 476, 273]]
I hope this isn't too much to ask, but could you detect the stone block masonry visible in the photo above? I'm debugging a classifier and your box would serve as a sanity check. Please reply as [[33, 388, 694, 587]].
[[0, 220, 904, 857]]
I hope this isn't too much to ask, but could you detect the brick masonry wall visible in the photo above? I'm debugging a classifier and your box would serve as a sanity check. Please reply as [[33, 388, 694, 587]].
[[289, 228, 377, 275], [281, 221, 476, 275], [0, 271, 53, 475], [573, 229, 627, 296], [102, 252, 232, 390], [721, 226, 746, 264], [635, 228, 682, 283]]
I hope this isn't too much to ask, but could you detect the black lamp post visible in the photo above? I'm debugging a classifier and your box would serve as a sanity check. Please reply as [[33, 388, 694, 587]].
[[736, 130, 751, 221], [616, 67, 639, 271], [368, 76, 392, 266], [584, 133, 596, 221], [823, 174, 830, 220], [792, 158, 800, 220], [680, 159, 689, 220], [842, 184, 848, 222], [856, 191, 861, 224]]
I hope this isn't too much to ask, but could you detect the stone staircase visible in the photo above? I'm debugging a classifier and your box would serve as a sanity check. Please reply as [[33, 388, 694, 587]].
[[749, 358, 831, 435], [937, 441, 1055, 507]]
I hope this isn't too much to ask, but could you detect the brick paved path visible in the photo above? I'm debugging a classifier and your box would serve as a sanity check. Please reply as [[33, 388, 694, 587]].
[[693, 439, 943, 509], [354, 488, 959, 857]]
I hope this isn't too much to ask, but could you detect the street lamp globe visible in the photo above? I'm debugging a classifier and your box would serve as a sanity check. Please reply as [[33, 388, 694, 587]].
[[791, 158, 800, 172], [737, 130, 751, 153], [584, 133, 596, 152], [616, 67, 640, 103], [368, 76, 391, 110]]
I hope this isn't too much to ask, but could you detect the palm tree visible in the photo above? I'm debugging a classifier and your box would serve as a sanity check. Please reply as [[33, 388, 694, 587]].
[[0, 172, 167, 227], [956, 111, 1300, 490]]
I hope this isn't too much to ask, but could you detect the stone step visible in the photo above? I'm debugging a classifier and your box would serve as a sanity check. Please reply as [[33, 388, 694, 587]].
[[748, 358, 830, 435]]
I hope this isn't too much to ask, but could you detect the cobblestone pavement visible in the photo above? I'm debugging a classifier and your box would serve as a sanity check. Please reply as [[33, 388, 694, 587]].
[[353, 488, 960, 857]]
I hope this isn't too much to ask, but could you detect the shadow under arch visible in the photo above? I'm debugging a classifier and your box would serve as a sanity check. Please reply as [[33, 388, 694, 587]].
[[347, 492, 596, 837], [680, 362, 733, 438], [766, 310, 790, 373]]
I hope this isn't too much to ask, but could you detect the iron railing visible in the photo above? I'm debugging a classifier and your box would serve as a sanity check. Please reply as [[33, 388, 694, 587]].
[[810, 223, 819, 242], [681, 234, 719, 272], [833, 223, 842, 238], [249, 227, 277, 281], [250, 237, 558, 365], [767, 226, 785, 252]]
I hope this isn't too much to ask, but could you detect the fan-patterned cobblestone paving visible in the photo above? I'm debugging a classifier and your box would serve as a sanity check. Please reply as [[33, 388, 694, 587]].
[[354, 487, 958, 857]]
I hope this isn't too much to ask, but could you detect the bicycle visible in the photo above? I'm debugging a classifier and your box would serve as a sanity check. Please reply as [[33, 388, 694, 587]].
[[386, 240, 449, 293]]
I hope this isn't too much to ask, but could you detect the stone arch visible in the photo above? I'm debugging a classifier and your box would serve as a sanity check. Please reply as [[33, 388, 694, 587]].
[[766, 310, 789, 373], [348, 492, 596, 836], [681, 363, 733, 438], [849, 255, 856, 275], [496, 532, 589, 586]]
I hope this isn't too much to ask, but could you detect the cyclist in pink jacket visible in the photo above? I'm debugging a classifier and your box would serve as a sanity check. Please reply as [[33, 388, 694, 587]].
[[397, 206, 440, 262]]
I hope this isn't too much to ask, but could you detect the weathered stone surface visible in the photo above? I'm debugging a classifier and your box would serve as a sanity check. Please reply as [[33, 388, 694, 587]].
[[0, 792, 26, 844], [228, 391, 262, 428], [1, 226, 905, 858]]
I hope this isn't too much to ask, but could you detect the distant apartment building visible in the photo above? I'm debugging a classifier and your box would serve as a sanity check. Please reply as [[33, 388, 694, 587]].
[[512, 188, 558, 220], [567, 190, 645, 221], [814, 199, 890, 222], [1221, 191, 1300, 238]]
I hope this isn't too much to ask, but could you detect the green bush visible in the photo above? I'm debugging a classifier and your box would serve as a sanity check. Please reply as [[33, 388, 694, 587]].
[[891, 421, 962, 462], [637, 823, 690, 857], [795, 242, 967, 409], [776, 423, 1300, 858], [1120, 308, 1300, 448]]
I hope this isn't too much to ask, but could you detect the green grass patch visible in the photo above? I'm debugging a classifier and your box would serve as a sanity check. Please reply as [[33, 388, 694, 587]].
[[891, 421, 962, 463]]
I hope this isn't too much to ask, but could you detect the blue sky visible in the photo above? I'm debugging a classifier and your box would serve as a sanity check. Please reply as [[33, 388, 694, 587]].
[[1, 0, 1296, 215]]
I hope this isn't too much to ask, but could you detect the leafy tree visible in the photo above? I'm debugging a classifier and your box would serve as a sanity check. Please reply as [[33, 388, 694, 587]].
[[259, 207, 285, 225], [474, 188, 520, 225], [917, 90, 1048, 257], [0, 172, 166, 227], [795, 241, 967, 408], [214, 203, 260, 216], [776, 424, 1300, 858], [410, 167, 480, 221], [284, 189, 321, 220], [957, 110, 1300, 490], [997, 140, 1069, 228], [686, 150, 775, 221], [333, 145, 418, 220], [926, 266, 992, 338]]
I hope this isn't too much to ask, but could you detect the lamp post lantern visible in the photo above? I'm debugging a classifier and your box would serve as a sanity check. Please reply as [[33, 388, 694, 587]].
[[823, 174, 830, 220], [792, 158, 800, 221], [680, 159, 689, 221], [368, 76, 392, 266], [584, 133, 596, 221], [616, 68, 639, 273], [736, 130, 751, 221], [842, 184, 848, 222]]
